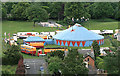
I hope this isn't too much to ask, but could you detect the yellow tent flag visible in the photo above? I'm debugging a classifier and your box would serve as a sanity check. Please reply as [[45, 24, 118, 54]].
[[69, 25, 71, 28]]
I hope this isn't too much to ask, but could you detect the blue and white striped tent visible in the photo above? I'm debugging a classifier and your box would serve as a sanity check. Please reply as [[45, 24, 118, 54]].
[[53, 24, 104, 47]]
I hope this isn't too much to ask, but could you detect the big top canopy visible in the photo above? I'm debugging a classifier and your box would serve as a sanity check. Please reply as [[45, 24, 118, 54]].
[[53, 24, 104, 47]]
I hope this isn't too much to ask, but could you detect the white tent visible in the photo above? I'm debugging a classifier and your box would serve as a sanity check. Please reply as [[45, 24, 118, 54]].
[[90, 30, 101, 34], [117, 30, 120, 41], [38, 22, 63, 27]]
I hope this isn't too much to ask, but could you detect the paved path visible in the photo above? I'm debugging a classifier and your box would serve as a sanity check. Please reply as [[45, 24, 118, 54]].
[[24, 58, 48, 74]]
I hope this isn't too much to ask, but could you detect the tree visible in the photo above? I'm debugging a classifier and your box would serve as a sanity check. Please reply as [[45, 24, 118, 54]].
[[2, 45, 21, 65], [2, 70, 11, 76], [25, 4, 49, 27], [92, 40, 100, 59], [49, 2, 64, 20], [113, 2, 120, 20], [48, 56, 62, 75], [11, 2, 30, 20], [64, 2, 90, 21], [61, 49, 88, 75], [48, 50, 64, 60], [2, 2, 15, 14], [103, 51, 119, 74], [2, 7, 7, 19], [95, 57, 104, 69], [89, 3, 114, 19]]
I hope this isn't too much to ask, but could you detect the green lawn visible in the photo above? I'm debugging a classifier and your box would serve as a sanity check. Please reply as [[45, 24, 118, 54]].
[[2, 20, 66, 38], [2, 19, 119, 58], [82, 18, 119, 32], [2, 65, 17, 74]]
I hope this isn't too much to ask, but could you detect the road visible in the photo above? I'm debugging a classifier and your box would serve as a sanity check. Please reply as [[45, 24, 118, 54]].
[[24, 58, 48, 74]]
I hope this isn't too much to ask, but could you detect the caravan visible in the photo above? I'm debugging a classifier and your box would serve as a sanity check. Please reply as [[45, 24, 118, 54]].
[[17, 32, 39, 39]]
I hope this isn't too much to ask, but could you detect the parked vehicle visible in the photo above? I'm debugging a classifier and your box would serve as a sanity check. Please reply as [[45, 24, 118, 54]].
[[21, 45, 36, 55], [114, 33, 118, 39], [40, 66, 44, 71], [25, 65, 30, 69], [17, 32, 39, 39], [90, 30, 101, 34], [44, 47, 68, 54], [100, 30, 113, 35]]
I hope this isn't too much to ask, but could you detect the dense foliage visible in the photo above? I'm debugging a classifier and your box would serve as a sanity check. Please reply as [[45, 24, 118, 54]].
[[48, 56, 62, 75], [25, 4, 49, 27], [2, 2, 119, 21], [2, 45, 21, 65], [61, 49, 88, 75], [92, 40, 100, 59], [89, 3, 114, 19], [11, 2, 30, 20], [47, 49, 88, 75], [103, 51, 119, 74], [48, 50, 64, 60]]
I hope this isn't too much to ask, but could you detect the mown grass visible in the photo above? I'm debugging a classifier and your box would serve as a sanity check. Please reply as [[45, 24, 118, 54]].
[[2, 19, 119, 58], [2, 20, 66, 38], [82, 18, 119, 32]]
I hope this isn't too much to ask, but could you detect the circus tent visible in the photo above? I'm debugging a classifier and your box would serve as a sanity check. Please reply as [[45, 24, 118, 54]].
[[23, 36, 45, 44], [53, 24, 104, 47]]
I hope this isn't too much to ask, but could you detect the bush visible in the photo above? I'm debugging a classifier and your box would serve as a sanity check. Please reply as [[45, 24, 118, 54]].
[[48, 50, 64, 60], [2, 45, 21, 65], [2, 70, 11, 76]]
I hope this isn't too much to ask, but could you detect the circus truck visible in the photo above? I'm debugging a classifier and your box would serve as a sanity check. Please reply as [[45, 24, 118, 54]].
[[37, 49, 46, 57], [30, 42, 44, 48], [17, 32, 39, 39], [21, 45, 36, 55], [43, 47, 68, 54]]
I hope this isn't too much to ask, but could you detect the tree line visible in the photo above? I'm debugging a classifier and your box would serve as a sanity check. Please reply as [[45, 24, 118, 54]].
[[2, 2, 120, 22]]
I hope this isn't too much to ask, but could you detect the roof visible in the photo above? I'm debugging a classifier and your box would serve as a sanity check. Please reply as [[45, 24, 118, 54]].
[[78, 49, 94, 59], [53, 24, 104, 41], [24, 36, 45, 42]]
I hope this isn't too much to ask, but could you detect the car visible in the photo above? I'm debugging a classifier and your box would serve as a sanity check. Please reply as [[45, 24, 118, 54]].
[[40, 66, 44, 71], [25, 65, 30, 69], [114, 33, 118, 39]]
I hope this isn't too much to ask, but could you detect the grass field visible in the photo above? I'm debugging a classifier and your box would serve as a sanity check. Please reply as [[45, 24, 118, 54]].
[[2, 20, 66, 38], [82, 18, 119, 32], [2, 65, 17, 74], [2, 19, 119, 59]]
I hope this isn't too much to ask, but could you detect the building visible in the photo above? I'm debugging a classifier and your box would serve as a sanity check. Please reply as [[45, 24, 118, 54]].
[[78, 46, 95, 69]]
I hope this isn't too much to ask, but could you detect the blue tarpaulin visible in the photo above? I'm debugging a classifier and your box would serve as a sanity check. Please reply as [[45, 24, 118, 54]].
[[44, 39, 54, 45]]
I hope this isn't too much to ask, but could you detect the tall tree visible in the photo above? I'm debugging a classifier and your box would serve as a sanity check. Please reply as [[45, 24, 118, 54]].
[[2, 2, 15, 14], [2, 7, 7, 19], [95, 57, 104, 69], [114, 2, 120, 20], [90, 2, 114, 19], [11, 2, 30, 20], [92, 40, 100, 59], [61, 49, 88, 75], [25, 4, 49, 27], [48, 56, 62, 75], [49, 2, 64, 20], [48, 50, 64, 60], [104, 51, 119, 74], [64, 2, 90, 20], [2, 45, 21, 65]]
